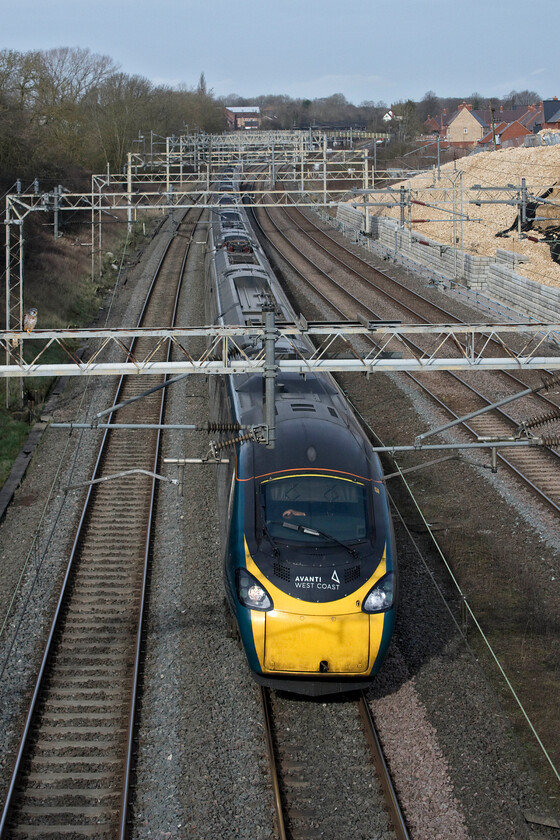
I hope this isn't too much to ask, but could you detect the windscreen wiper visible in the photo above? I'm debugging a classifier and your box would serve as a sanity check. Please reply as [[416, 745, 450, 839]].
[[276, 521, 358, 559], [260, 519, 280, 557], [258, 495, 280, 557]]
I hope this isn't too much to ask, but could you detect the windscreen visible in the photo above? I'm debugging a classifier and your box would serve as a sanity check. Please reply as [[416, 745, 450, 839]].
[[220, 211, 242, 228], [261, 474, 369, 544]]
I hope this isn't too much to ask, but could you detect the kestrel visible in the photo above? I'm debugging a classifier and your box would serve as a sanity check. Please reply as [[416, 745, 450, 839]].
[[23, 307, 38, 333]]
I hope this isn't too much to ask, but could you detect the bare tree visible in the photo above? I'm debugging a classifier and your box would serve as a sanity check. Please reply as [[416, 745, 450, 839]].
[[0, 49, 41, 110], [86, 72, 154, 171], [502, 89, 541, 108], [417, 90, 441, 122], [33, 47, 117, 108]]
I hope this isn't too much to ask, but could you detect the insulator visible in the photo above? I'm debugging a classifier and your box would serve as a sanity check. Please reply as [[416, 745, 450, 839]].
[[522, 408, 560, 430], [211, 432, 255, 453], [540, 371, 560, 391], [541, 435, 560, 447], [206, 421, 242, 432], [207, 345, 246, 363]]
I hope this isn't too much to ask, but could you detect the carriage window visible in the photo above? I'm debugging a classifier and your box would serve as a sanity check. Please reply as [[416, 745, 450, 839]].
[[261, 474, 370, 543]]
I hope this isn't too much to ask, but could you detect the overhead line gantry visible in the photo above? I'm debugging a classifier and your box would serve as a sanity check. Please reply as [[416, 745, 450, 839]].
[[4, 129, 560, 385]]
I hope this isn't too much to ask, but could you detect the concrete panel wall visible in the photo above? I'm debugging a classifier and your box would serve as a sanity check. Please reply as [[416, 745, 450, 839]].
[[334, 204, 560, 322]]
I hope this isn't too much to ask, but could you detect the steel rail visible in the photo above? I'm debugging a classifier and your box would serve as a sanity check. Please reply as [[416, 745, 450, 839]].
[[254, 196, 560, 514], [274, 196, 560, 400], [118, 209, 198, 837], [294, 207, 560, 513], [283, 202, 560, 394], [259, 684, 409, 840], [358, 693, 411, 840], [0, 207, 199, 838], [260, 688, 288, 840], [268, 200, 560, 433], [281, 202, 465, 325]]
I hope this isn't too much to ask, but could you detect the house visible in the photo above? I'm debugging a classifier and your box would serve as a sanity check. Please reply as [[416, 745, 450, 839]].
[[424, 108, 451, 136], [382, 108, 402, 123], [478, 120, 532, 149], [542, 97, 560, 129], [514, 104, 542, 132], [426, 99, 560, 149], [225, 106, 261, 131], [446, 102, 487, 145]]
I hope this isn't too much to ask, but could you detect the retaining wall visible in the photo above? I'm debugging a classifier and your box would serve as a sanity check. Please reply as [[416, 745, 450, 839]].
[[335, 204, 560, 322]]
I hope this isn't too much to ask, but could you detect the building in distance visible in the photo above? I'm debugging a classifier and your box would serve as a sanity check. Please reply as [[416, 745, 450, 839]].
[[225, 106, 261, 131], [425, 98, 560, 150]]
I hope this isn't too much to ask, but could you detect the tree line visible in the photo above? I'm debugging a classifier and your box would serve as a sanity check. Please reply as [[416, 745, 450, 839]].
[[227, 88, 542, 135], [219, 88, 541, 168], [0, 46, 543, 185], [0, 48, 224, 184]]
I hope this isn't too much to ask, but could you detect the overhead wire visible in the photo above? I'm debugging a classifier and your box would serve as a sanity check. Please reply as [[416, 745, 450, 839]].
[[350, 399, 560, 788]]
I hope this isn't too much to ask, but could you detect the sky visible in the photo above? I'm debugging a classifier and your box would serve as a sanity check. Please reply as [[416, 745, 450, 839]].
[[2, 0, 558, 106]]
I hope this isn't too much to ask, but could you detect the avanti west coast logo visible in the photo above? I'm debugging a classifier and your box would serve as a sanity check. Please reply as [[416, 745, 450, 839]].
[[294, 570, 340, 590]]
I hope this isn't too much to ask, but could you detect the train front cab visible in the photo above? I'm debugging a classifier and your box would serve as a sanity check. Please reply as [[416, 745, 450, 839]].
[[230, 461, 397, 696]]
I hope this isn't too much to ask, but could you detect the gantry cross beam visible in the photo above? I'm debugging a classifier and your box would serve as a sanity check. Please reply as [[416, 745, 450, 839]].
[[4, 130, 372, 337], [2, 322, 560, 378]]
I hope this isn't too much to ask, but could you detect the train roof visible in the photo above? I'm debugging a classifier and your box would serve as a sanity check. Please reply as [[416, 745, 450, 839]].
[[246, 410, 382, 483], [233, 372, 383, 482]]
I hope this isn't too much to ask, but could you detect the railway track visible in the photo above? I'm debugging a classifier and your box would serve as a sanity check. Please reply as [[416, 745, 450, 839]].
[[0, 208, 201, 839], [261, 687, 409, 840], [253, 200, 560, 513]]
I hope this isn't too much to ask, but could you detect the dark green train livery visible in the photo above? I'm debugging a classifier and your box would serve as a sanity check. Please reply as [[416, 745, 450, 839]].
[[205, 186, 397, 695]]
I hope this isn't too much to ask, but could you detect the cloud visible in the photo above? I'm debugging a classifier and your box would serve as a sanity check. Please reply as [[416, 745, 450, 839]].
[[279, 73, 397, 103], [485, 68, 550, 97], [151, 76, 186, 88]]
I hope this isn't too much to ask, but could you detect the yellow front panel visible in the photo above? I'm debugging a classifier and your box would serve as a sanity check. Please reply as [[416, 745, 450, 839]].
[[244, 538, 388, 674], [264, 612, 370, 673], [244, 539, 387, 616]]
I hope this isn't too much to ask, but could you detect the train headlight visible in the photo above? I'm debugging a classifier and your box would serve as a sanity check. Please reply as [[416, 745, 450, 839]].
[[236, 569, 273, 611], [362, 572, 395, 613]]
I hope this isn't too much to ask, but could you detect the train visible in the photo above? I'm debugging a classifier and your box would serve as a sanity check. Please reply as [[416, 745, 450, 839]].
[[205, 181, 397, 695]]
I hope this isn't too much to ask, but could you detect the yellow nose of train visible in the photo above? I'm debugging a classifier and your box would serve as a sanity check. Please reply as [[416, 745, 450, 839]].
[[243, 543, 389, 680], [264, 612, 371, 674]]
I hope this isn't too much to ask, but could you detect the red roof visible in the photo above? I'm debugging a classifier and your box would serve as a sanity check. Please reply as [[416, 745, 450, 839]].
[[478, 120, 531, 147]]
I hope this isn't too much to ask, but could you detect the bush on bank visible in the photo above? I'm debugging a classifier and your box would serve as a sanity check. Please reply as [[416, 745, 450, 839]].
[[0, 214, 154, 486]]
